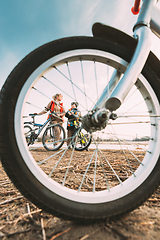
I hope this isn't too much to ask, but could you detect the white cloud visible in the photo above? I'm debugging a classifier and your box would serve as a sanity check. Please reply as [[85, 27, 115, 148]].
[[59, 0, 138, 37]]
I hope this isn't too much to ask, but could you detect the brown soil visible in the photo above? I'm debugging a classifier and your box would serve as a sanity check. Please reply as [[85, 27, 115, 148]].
[[0, 152, 160, 240]]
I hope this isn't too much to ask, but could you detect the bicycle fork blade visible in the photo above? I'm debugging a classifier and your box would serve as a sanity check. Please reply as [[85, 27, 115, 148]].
[[105, 26, 152, 112]]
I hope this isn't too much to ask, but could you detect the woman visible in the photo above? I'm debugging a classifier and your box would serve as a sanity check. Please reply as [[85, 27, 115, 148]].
[[36, 93, 65, 145], [37, 93, 65, 123]]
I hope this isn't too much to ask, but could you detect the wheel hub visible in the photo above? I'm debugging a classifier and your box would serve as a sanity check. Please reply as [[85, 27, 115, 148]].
[[82, 108, 110, 132]]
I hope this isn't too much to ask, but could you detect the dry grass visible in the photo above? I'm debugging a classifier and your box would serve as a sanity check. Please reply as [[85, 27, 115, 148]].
[[0, 151, 160, 240]]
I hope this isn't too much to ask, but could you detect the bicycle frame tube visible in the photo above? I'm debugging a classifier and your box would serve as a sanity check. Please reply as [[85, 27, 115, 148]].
[[36, 118, 51, 136], [34, 123, 43, 127], [105, 0, 157, 111]]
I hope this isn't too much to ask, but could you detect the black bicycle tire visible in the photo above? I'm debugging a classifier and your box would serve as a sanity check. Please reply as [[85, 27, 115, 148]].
[[42, 124, 65, 151], [24, 124, 32, 131], [0, 36, 160, 221]]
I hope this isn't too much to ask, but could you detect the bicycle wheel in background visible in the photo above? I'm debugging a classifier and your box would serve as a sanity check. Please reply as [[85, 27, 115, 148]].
[[72, 128, 92, 151], [24, 124, 32, 144], [0, 35, 160, 221], [42, 124, 65, 151]]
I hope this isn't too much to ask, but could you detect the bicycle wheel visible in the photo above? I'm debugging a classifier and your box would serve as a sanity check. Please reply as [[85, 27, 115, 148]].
[[1, 35, 160, 221], [42, 124, 65, 151], [72, 128, 92, 151], [24, 124, 32, 144]]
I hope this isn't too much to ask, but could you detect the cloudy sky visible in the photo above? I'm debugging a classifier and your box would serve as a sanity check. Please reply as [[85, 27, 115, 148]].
[[0, 0, 160, 90]]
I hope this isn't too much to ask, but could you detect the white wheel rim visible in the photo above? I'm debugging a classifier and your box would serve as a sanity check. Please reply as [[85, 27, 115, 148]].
[[15, 49, 160, 203]]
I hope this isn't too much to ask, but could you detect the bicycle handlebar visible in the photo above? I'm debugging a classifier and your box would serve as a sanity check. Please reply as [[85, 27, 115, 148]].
[[68, 113, 82, 122], [29, 113, 37, 117], [131, 0, 141, 15], [49, 111, 58, 117], [49, 111, 64, 121]]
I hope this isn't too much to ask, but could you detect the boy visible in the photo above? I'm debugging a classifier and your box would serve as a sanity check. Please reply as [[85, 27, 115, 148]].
[[65, 102, 81, 147]]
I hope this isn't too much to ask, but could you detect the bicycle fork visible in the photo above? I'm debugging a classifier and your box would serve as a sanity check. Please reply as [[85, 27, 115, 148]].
[[82, 0, 157, 133], [105, 0, 156, 111]]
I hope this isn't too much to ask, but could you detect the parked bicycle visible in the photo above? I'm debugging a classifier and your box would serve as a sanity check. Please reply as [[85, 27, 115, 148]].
[[24, 113, 66, 151], [0, 0, 160, 222], [73, 128, 91, 151], [24, 114, 43, 145], [71, 120, 92, 151]]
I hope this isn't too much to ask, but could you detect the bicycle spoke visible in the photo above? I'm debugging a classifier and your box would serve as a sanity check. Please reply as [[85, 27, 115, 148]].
[[121, 96, 149, 117], [62, 144, 75, 186], [94, 61, 99, 102], [66, 62, 77, 102], [80, 60, 88, 109], [42, 75, 74, 101], [99, 156, 110, 191], [37, 148, 65, 165], [109, 121, 150, 125], [26, 101, 42, 111], [54, 64, 93, 107], [32, 87, 51, 101], [98, 149, 123, 185], [123, 85, 140, 104], [108, 125, 145, 164], [78, 150, 96, 192], [93, 145, 98, 193], [48, 147, 69, 178]]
